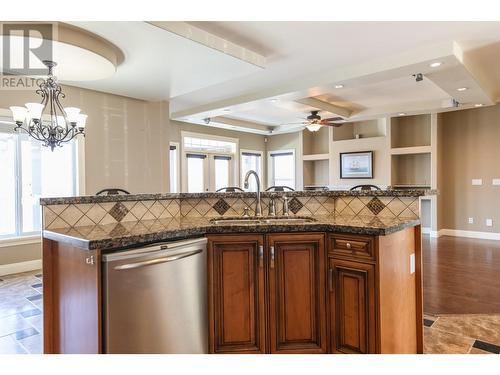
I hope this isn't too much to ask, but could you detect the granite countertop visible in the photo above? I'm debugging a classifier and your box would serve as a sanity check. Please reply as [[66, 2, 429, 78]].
[[42, 215, 420, 251], [39, 188, 437, 205]]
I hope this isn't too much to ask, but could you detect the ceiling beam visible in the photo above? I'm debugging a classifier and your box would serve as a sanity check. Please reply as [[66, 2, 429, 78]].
[[148, 21, 266, 68], [294, 97, 352, 118]]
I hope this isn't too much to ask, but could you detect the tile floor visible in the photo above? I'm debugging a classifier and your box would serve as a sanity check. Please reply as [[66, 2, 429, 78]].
[[1, 270, 499, 354], [0, 270, 43, 354]]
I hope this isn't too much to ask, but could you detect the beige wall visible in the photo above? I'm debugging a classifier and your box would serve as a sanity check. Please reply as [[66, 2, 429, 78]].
[[439, 104, 500, 232]]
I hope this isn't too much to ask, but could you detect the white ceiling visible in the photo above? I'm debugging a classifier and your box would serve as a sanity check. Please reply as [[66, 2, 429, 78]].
[[64, 21, 262, 100], [39, 21, 500, 134]]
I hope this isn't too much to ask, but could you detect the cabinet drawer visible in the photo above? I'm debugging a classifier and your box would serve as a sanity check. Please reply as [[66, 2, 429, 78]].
[[329, 234, 375, 261]]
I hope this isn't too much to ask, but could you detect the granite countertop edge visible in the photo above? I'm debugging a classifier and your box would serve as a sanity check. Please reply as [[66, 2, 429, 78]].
[[42, 218, 421, 251], [40, 189, 437, 205]]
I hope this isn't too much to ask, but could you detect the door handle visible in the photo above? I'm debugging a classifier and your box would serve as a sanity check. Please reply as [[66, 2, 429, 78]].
[[258, 245, 264, 268], [328, 268, 334, 292], [270, 246, 275, 269], [114, 249, 202, 270]]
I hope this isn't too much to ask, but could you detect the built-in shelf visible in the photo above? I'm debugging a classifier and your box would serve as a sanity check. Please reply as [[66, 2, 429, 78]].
[[332, 118, 387, 141], [391, 153, 431, 188], [303, 159, 330, 188], [302, 153, 330, 161], [332, 135, 387, 145], [390, 146, 432, 155], [390, 114, 431, 148]]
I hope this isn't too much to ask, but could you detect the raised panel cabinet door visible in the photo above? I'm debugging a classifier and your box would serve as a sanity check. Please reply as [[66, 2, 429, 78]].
[[267, 233, 327, 354], [208, 235, 266, 353], [329, 258, 376, 354]]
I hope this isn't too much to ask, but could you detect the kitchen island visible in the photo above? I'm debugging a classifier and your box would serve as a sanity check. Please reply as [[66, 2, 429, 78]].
[[40, 190, 430, 354]]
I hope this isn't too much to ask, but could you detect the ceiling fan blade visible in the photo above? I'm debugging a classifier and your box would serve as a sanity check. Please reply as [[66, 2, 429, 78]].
[[320, 117, 344, 123], [321, 122, 344, 127]]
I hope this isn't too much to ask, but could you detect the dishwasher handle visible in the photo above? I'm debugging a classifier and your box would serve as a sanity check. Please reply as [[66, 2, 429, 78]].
[[113, 249, 202, 271]]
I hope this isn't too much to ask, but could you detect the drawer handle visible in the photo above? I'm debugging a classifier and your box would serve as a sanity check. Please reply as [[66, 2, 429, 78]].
[[346, 242, 352, 250]]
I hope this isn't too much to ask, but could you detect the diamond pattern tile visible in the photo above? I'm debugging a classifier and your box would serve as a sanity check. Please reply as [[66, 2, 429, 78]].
[[288, 197, 303, 214], [108, 202, 129, 222], [212, 199, 230, 215], [366, 197, 385, 215]]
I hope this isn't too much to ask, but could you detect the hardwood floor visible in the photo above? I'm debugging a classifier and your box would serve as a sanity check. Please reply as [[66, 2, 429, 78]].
[[423, 235, 500, 315]]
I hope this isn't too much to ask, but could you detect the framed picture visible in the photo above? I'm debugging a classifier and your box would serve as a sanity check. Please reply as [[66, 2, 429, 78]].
[[340, 151, 373, 179]]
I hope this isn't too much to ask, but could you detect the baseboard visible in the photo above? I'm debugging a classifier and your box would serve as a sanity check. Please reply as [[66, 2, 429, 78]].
[[0, 259, 42, 276], [438, 229, 500, 241]]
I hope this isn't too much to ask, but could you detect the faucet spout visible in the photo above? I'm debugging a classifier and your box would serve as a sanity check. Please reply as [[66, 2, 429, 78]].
[[243, 170, 262, 217]]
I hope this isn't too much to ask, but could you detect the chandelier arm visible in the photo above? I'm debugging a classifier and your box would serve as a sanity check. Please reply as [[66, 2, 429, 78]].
[[11, 61, 85, 151]]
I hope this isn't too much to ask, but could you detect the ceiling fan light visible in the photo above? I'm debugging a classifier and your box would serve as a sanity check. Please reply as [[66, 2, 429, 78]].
[[306, 123, 322, 132]]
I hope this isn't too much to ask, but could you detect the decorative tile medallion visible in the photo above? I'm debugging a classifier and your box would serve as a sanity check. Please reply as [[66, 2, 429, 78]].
[[366, 197, 385, 215], [108, 202, 129, 222], [212, 199, 230, 215], [288, 197, 303, 214]]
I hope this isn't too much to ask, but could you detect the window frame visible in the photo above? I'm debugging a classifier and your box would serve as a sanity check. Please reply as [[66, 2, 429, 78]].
[[0, 116, 82, 239], [267, 149, 296, 190], [169, 141, 180, 193], [240, 149, 264, 190], [180, 131, 239, 192]]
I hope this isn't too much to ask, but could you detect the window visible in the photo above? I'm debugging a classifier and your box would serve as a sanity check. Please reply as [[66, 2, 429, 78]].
[[240, 150, 263, 192], [169, 142, 179, 193], [186, 153, 206, 193], [181, 132, 238, 192], [214, 156, 231, 191], [268, 150, 295, 189], [0, 122, 78, 238]]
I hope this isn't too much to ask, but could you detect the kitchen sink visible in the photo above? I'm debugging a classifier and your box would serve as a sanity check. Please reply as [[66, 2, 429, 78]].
[[210, 217, 317, 225]]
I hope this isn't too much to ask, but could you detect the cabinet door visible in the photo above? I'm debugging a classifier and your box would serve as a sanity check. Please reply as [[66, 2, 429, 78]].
[[329, 258, 376, 354], [268, 233, 327, 354], [208, 235, 266, 353]]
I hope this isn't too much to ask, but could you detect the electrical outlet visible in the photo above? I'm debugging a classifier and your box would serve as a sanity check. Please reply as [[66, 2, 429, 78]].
[[468, 217, 474, 224], [472, 179, 483, 186], [410, 253, 415, 274], [486, 219, 493, 227]]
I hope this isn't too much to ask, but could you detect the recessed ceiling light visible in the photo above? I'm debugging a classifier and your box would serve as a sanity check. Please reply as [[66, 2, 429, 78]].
[[398, 113, 406, 116], [457, 87, 468, 92], [429, 62, 442, 68], [474, 103, 484, 107], [222, 109, 231, 112], [334, 84, 344, 89], [270, 98, 278, 103]]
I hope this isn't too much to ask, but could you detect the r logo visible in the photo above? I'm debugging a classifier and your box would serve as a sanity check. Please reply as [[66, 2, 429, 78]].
[[2, 22, 54, 76]]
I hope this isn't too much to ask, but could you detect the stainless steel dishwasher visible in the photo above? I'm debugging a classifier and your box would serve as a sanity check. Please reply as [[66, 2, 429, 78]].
[[102, 237, 208, 353]]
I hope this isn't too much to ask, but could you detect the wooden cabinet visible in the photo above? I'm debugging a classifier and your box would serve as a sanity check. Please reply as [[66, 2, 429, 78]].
[[328, 258, 376, 354], [208, 235, 266, 353], [268, 233, 327, 353], [207, 232, 327, 354]]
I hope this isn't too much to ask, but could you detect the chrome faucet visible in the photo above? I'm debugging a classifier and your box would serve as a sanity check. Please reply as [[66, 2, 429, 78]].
[[243, 170, 262, 217]]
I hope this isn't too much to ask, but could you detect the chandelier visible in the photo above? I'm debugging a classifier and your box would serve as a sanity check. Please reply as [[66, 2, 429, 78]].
[[9, 60, 87, 151]]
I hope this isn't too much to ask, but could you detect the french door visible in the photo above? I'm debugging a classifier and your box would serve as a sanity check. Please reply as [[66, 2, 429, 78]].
[[185, 153, 234, 192]]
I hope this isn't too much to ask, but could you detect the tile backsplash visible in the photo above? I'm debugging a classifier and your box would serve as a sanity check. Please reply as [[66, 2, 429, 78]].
[[42, 194, 420, 230]]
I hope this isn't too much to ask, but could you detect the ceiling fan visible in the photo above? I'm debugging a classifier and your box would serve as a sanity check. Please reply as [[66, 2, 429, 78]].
[[285, 110, 345, 132]]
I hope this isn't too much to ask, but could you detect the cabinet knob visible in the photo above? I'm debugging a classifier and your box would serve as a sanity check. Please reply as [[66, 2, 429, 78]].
[[346, 242, 352, 250]]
